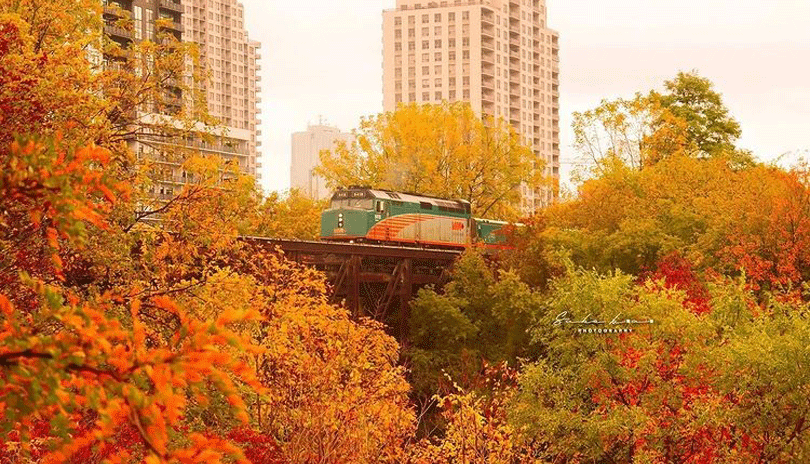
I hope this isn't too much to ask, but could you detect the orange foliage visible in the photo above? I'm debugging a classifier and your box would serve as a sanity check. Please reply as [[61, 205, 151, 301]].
[[0, 139, 264, 463]]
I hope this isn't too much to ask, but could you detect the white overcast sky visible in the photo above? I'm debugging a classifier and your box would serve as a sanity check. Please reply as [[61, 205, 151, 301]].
[[240, 0, 810, 194]]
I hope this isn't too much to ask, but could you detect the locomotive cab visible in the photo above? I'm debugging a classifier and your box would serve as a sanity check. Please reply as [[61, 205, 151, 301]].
[[321, 188, 378, 241]]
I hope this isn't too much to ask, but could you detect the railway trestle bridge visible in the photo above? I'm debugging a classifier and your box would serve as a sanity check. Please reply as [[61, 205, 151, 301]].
[[246, 238, 462, 337]]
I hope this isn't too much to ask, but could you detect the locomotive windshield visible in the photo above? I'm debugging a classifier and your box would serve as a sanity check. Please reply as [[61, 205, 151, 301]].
[[329, 198, 374, 210]]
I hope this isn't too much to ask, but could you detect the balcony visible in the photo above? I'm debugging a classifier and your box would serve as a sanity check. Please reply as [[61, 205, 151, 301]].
[[159, 0, 183, 14], [104, 23, 133, 40], [103, 4, 124, 17], [159, 20, 184, 33]]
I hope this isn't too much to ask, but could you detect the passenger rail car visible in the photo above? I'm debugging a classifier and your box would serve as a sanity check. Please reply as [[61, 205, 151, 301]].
[[320, 188, 511, 249]]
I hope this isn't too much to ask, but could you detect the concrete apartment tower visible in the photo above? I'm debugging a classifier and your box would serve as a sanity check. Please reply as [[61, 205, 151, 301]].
[[183, 0, 262, 180], [382, 0, 560, 214], [102, 0, 261, 199], [291, 124, 354, 201]]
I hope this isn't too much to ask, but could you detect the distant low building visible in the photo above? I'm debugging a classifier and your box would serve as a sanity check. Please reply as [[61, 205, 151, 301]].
[[291, 124, 354, 201]]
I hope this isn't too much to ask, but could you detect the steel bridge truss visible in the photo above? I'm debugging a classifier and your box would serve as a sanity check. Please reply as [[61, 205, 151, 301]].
[[246, 238, 459, 337]]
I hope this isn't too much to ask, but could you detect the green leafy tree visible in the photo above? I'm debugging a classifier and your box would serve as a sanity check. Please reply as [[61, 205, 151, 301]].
[[407, 251, 545, 432], [653, 71, 743, 160], [510, 264, 810, 463]]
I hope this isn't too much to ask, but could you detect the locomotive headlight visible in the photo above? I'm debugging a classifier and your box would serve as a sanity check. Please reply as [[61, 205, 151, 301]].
[[338, 213, 344, 227]]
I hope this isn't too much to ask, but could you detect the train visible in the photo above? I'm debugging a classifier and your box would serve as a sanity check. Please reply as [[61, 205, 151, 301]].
[[320, 187, 513, 249]]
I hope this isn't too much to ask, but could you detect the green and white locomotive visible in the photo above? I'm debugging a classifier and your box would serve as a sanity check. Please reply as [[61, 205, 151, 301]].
[[320, 187, 511, 249]]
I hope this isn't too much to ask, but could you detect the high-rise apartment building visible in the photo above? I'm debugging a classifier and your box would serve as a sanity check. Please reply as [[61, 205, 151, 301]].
[[183, 0, 262, 180], [102, 0, 261, 200], [382, 0, 559, 214], [291, 124, 354, 201]]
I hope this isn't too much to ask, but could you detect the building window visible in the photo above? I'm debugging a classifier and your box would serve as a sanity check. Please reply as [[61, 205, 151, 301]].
[[434, 13, 441, 21], [395, 17, 402, 25], [449, 77, 456, 86], [396, 93, 402, 103], [449, 90, 456, 99], [449, 25, 455, 35], [422, 78, 429, 86], [395, 68, 402, 78], [463, 89, 470, 98], [422, 92, 430, 100], [409, 28, 415, 37], [408, 41, 415, 50], [463, 76, 470, 85], [422, 53, 429, 61], [449, 12, 455, 20], [463, 50, 470, 59], [408, 66, 415, 75], [462, 37, 470, 47], [435, 78, 442, 87], [422, 65, 429, 74], [449, 51, 456, 60], [435, 52, 442, 61], [395, 43, 402, 51], [435, 91, 442, 100], [395, 29, 402, 39], [462, 11, 469, 20], [395, 81, 402, 90], [434, 65, 441, 74], [422, 27, 429, 35], [422, 14, 429, 23], [422, 40, 429, 49], [449, 38, 456, 47], [134, 6, 143, 40], [434, 26, 441, 35], [145, 9, 154, 40], [435, 39, 442, 47], [409, 79, 415, 89], [408, 15, 415, 25]]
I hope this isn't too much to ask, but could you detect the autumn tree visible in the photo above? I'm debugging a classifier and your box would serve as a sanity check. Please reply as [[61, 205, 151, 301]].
[[407, 365, 535, 464], [1, 2, 417, 463], [317, 102, 543, 219], [572, 71, 750, 178], [233, 251, 415, 464], [571, 94, 686, 172], [0, 138, 267, 464], [510, 263, 810, 463], [534, 149, 810, 298], [246, 189, 327, 240]]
